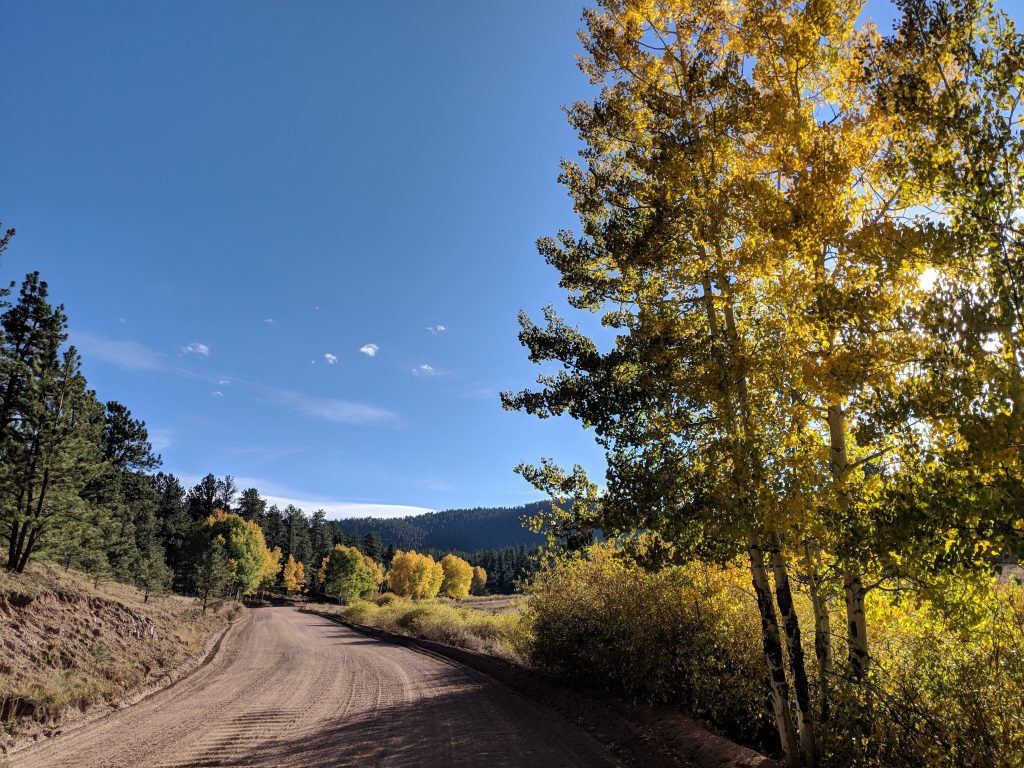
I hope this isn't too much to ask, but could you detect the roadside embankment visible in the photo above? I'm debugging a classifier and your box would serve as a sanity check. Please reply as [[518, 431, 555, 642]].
[[0, 564, 238, 755]]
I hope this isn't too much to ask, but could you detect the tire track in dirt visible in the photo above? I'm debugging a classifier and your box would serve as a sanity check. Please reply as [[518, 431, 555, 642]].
[[11, 607, 621, 768]]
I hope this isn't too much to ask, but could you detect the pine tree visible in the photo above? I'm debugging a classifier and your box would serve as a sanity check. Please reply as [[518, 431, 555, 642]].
[[1, 276, 103, 573], [187, 474, 218, 521], [215, 475, 238, 512], [135, 545, 172, 602], [237, 487, 266, 522], [154, 472, 192, 589], [193, 536, 233, 612], [308, 509, 333, 588], [362, 531, 383, 562]]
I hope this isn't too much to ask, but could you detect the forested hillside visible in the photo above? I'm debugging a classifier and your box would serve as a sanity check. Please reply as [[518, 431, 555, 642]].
[[336, 503, 548, 552]]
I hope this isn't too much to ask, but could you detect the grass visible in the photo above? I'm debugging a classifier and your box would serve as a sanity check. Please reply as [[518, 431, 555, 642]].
[[315, 593, 532, 663]]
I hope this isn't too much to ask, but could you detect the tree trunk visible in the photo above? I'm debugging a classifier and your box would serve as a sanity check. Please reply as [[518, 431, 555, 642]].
[[11, 520, 32, 573], [843, 569, 869, 680], [826, 403, 870, 679], [6, 518, 20, 571], [749, 541, 799, 768], [15, 525, 40, 573], [803, 540, 832, 726], [769, 536, 817, 768]]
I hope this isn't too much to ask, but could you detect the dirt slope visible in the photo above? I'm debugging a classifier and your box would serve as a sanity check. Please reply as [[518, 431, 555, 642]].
[[10, 607, 622, 768], [1, 566, 229, 750]]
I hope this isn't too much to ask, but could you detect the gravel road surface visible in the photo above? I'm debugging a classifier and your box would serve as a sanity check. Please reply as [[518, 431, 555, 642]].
[[11, 607, 620, 767]]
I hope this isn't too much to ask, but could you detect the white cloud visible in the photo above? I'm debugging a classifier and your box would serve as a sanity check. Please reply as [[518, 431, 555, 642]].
[[218, 379, 231, 385], [182, 342, 210, 356], [359, 343, 379, 357], [265, 496, 433, 519], [264, 318, 274, 326], [73, 332, 166, 371], [324, 353, 338, 365], [211, 390, 224, 397], [426, 324, 447, 334], [412, 363, 436, 376], [172, 473, 432, 519]]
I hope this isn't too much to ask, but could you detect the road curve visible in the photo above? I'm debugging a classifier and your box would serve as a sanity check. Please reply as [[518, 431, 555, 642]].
[[12, 607, 621, 768]]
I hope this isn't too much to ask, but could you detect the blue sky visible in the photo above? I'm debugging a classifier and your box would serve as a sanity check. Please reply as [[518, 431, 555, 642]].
[[1, 1, 1017, 518], [1, 1, 612, 517]]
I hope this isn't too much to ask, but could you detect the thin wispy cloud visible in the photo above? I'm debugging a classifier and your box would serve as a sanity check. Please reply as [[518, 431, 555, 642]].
[[264, 318, 274, 326], [261, 386, 397, 425], [359, 343, 379, 357], [458, 384, 497, 400], [412, 363, 436, 376], [426, 324, 447, 334], [182, 342, 210, 356], [324, 353, 338, 365], [73, 331, 166, 371], [147, 428, 173, 451], [74, 333, 396, 430]]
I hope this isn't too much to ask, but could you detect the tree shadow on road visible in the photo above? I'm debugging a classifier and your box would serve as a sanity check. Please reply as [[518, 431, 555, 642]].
[[205, 681, 615, 768]]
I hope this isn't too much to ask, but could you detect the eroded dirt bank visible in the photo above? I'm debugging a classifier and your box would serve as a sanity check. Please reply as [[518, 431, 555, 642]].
[[1, 568, 229, 753], [10, 607, 622, 768]]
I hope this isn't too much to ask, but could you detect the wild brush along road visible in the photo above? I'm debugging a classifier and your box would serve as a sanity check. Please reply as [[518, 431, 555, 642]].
[[11, 607, 620, 767]]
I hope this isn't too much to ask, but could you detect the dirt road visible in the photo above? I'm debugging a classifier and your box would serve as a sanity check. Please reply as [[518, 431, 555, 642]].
[[11, 607, 621, 768]]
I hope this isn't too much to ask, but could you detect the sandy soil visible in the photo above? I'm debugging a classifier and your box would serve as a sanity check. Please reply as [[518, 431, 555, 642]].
[[10, 607, 621, 768]]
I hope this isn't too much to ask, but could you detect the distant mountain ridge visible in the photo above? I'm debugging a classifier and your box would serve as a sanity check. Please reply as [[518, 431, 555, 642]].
[[334, 501, 549, 552]]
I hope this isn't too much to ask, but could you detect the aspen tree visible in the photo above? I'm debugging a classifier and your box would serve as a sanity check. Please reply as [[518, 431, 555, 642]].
[[440, 553, 473, 599]]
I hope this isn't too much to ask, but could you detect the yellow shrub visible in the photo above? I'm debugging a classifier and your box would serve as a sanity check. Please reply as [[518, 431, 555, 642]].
[[527, 545, 773, 750], [528, 544, 1024, 767]]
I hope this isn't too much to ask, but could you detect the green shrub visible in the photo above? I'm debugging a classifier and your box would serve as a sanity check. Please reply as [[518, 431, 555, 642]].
[[339, 599, 378, 625]]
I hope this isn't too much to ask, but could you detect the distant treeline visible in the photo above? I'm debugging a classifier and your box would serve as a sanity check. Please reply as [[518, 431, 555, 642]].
[[334, 503, 548, 553]]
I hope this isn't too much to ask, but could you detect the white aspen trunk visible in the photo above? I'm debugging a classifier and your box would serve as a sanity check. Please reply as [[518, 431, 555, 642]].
[[704, 275, 808, 766], [749, 541, 800, 768], [803, 540, 833, 728], [770, 536, 818, 768], [827, 403, 869, 679]]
